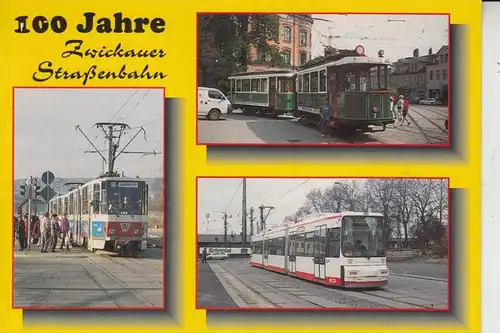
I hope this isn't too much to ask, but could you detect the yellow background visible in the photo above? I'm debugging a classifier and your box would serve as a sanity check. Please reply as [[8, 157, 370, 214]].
[[0, 0, 481, 333]]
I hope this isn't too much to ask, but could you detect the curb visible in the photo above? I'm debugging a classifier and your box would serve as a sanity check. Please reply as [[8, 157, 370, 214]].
[[391, 273, 447, 282]]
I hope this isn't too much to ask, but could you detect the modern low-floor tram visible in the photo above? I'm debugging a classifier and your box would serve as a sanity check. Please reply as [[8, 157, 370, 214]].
[[250, 211, 389, 288], [49, 177, 149, 256]]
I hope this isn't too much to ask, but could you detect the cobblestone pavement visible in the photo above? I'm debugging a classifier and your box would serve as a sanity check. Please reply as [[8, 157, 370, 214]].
[[197, 106, 448, 145], [198, 259, 448, 309], [14, 248, 163, 308]]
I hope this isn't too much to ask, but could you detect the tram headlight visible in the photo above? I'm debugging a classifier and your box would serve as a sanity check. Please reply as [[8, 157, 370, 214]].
[[134, 229, 140, 235], [380, 270, 388, 275], [109, 228, 116, 235]]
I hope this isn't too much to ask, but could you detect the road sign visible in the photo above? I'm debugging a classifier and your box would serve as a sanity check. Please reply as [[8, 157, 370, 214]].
[[40, 186, 56, 202], [41, 170, 55, 185]]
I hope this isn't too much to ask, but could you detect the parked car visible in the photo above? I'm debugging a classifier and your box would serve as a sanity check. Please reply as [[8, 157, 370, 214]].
[[419, 98, 437, 105], [206, 251, 228, 260], [409, 97, 420, 104]]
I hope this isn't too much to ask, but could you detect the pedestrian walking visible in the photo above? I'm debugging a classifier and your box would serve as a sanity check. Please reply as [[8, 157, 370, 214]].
[[40, 212, 51, 253], [31, 214, 40, 246], [22, 215, 29, 249], [201, 247, 208, 264], [50, 214, 60, 252], [401, 97, 411, 125], [59, 213, 70, 250], [319, 97, 331, 138], [13, 215, 18, 247], [395, 95, 404, 125]]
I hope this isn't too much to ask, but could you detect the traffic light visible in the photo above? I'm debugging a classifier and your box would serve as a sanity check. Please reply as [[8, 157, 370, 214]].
[[35, 184, 42, 197], [20, 184, 26, 197]]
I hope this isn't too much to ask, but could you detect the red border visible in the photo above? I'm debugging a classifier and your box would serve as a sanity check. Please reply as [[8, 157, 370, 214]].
[[12, 86, 166, 311], [196, 13, 451, 148], [195, 176, 451, 312]]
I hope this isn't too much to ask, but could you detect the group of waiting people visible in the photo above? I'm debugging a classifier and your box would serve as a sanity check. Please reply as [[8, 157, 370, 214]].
[[13, 212, 71, 252]]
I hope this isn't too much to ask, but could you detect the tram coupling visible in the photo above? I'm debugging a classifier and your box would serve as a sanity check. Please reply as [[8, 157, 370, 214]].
[[114, 240, 141, 257]]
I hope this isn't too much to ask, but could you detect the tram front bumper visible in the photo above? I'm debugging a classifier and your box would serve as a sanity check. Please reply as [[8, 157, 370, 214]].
[[343, 265, 389, 288]]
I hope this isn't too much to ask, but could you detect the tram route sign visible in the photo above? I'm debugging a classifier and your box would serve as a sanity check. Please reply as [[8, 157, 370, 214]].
[[40, 186, 57, 202], [41, 170, 55, 185]]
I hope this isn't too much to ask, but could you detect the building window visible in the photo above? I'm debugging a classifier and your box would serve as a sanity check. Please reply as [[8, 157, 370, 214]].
[[300, 52, 307, 66], [283, 50, 291, 64], [299, 31, 307, 46], [436, 70, 441, 80], [283, 26, 291, 42], [429, 71, 433, 80], [443, 70, 448, 80], [419, 75, 424, 84]]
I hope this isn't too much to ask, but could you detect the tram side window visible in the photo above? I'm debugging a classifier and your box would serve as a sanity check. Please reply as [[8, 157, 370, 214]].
[[303, 74, 310, 92], [236, 79, 242, 92], [288, 234, 295, 256], [63, 197, 69, 214], [319, 70, 326, 92], [298, 75, 303, 93], [296, 233, 305, 256], [93, 183, 101, 214], [276, 237, 284, 255], [242, 79, 250, 92], [230, 79, 235, 92], [264, 239, 269, 254], [68, 194, 74, 215], [326, 228, 340, 258], [82, 187, 89, 214], [251, 79, 260, 92], [261, 78, 268, 92], [305, 232, 314, 256], [255, 241, 262, 254], [310, 72, 319, 93]]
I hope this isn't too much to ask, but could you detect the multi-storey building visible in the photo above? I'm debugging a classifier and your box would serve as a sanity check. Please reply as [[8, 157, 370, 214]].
[[389, 48, 433, 97], [247, 14, 314, 72], [426, 46, 449, 99]]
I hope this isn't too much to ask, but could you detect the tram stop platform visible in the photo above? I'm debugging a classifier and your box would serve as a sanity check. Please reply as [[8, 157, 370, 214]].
[[197, 260, 238, 309]]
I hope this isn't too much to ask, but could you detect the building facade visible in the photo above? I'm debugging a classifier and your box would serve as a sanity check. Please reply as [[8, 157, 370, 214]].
[[426, 46, 449, 99], [247, 14, 314, 72], [389, 48, 432, 97]]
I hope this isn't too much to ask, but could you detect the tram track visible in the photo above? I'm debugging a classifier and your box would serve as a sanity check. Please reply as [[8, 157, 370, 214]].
[[211, 262, 443, 309], [395, 107, 448, 144]]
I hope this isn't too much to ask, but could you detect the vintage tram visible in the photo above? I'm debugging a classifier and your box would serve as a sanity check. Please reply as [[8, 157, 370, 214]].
[[227, 45, 395, 133], [250, 211, 388, 288], [49, 177, 149, 256]]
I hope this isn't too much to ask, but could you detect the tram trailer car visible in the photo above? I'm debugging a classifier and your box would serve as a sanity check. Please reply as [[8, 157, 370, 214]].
[[49, 177, 149, 256], [250, 211, 388, 289], [228, 70, 296, 117]]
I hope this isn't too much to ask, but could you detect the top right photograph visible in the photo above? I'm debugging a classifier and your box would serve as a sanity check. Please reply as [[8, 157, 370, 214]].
[[197, 13, 450, 146]]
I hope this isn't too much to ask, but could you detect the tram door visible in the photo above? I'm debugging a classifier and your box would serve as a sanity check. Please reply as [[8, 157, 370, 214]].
[[327, 67, 338, 118], [269, 77, 277, 108], [263, 238, 269, 267], [288, 232, 296, 273], [314, 225, 327, 279]]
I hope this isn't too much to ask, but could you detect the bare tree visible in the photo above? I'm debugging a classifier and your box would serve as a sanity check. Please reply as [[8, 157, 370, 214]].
[[409, 179, 438, 250], [394, 179, 415, 247], [365, 179, 398, 245]]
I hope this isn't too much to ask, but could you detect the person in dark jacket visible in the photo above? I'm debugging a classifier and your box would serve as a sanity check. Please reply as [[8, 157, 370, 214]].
[[201, 247, 208, 263], [17, 216, 26, 251]]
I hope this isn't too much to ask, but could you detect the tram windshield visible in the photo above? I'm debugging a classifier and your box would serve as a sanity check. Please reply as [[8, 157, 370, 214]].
[[341, 215, 385, 258], [103, 181, 147, 216]]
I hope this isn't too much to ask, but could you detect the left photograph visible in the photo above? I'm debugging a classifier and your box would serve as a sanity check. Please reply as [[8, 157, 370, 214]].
[[13, 88, 165, 309]]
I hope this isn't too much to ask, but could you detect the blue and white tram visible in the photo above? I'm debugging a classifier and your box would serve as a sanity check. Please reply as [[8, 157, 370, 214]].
[[250, 212, 388, 288], [49, 177, 149, 256]]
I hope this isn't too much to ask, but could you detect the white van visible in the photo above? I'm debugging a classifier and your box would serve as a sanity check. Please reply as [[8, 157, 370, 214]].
[[197, 87, 232, 120]]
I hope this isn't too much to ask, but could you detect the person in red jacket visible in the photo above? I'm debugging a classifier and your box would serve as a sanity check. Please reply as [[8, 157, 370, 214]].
[[401, 97, 411, 126]]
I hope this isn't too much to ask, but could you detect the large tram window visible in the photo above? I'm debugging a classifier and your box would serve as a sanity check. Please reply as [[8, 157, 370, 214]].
[[82, 187, 89, 214], [276, 237, 284, 255], [305, 232, 314, 256], [242, 79, 250, 92], [327, 228, 340, 258], [261, 78, 268, 92], [251, 79, 260, 92], [236, 79, 242, 92], [303, 73, 310, 92], [68, 194, 74, 215], [319, 70, 326, 92], [63, 197, 69, 215], [297, 75, 303, 93], [310, 72, 319, 93], [296, 233, 305, 256]]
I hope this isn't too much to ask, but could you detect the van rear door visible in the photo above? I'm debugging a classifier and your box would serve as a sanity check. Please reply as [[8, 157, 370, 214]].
[[198, 89, 209, 116]]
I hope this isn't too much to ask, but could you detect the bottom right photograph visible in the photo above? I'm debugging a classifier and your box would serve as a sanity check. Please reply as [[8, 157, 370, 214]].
[[196, 177, 449, 310]]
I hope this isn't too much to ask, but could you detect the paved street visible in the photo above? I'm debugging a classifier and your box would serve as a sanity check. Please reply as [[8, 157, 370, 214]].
[[197, 105, 448, 145], [197, 259, 448, 309], [14, 248, 163, 308], [388, 261, 447, 279]]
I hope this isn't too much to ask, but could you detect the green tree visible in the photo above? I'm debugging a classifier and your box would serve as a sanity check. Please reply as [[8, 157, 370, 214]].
[[198, 14, 284, 90]]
